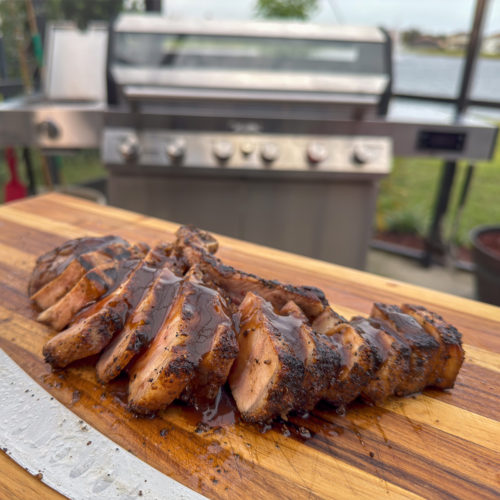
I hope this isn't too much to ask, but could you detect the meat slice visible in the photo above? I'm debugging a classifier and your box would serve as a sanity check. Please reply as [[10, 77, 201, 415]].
[[96, 265, 182, 383], [128, 267, 236, 414], [401, 304, 464, 389], [311, 306, 378, 407], [181, 309, 239, 408], [312, 306, 348, 335], [228, 292, 307, 423], [280, 300, 308, 320], [175, 225, 219, 254], [37, 261, 121, 331], [30, 243, 146, 310], [350, 316, 411, 404], [42, 245, 172, 368], [320, 322, 378, 407], [371, 303, 440, 395], [279, 301, 340, 412], [181, 244, 327, 319], [28, 235, 134, 296]]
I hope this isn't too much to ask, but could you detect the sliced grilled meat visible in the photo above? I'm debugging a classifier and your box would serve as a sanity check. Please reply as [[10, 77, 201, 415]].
[[37, 261, 121, 331], [351, 316, 411, 404], [311, 306, 347, 335], [320, 322, 378, 407], [401, 304, 464, 388], [28, 235, 135, 296], [279, 301, 340, 412], [34, 228, 466, 421], [128, 267, 236, 414], [31, 252, 113, 310], [30, 243, 146, 311], [280, 300, 308, 320], [371, 303, 440, 395], [181, 244, 327, 319], [311, 306, 376, 407], [228, 292, 307, 422], [96, 264, 182, 383], [181, 306, 239, 408], [42, 245, 172, 368], [175, 225, 219, 254]]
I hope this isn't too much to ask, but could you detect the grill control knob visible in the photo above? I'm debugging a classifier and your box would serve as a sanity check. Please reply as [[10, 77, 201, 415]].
[[166, 138, 186, 165], [351, 144, 380, 166], [306, 142, 328, 165], [240, 141, 255, 157], [213, 140, 234, 163], [260, 143, 279, 164], [118, 136, 140, 163], [36, 119, 60, 140]]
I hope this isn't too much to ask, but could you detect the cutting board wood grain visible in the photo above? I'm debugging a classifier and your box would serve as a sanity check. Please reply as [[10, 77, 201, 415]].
[[1, 193, 499, 499]]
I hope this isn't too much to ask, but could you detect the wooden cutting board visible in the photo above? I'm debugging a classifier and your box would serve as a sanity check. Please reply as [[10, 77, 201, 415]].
[[0, 193, 499, 500]]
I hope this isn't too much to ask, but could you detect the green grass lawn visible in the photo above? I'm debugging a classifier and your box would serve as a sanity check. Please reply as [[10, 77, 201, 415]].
[[1, 141, 499, 247], [376, 137, 500, 246]]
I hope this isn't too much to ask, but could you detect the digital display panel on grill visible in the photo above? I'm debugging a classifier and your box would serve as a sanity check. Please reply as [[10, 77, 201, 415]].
[[417, 131, 466, 152]]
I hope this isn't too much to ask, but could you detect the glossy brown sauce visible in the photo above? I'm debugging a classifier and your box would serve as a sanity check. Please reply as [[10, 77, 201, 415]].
[[71, 259, 141, 322], [30, 235, 128, 293], [373, 303, 439, 349], [183, 280, 234, 367], [198, 387, 239, 428], [350, 317, 390, 366], [125, 268, 182, 353]]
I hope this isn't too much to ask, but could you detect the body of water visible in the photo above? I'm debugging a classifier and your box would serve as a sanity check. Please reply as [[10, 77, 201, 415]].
[[394, 51, 500, 103]]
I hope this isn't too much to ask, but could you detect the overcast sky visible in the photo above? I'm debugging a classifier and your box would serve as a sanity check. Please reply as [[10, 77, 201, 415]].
[[164, 0, 500, 35]]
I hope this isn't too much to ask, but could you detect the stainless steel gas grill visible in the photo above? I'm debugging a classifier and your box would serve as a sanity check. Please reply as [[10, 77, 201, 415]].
[[0, 13, 497, 269], [103, 15, 394, 268]]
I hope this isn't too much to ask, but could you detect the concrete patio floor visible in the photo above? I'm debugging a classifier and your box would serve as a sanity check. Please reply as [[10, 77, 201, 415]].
[[366, 249, 476, 300]]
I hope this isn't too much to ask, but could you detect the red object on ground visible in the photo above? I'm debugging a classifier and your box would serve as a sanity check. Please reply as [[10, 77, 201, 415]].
[[4, 147, 27, 202]]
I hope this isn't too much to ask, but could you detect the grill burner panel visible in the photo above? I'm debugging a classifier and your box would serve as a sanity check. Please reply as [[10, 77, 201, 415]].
[[103, 130, 392, 174]]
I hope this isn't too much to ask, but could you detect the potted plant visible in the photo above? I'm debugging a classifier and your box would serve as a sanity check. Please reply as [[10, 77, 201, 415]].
[[470, 225, 500, 306]]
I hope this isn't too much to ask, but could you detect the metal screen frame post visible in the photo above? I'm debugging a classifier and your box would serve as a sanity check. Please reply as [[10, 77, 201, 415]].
[[422, 0, 491, 267]]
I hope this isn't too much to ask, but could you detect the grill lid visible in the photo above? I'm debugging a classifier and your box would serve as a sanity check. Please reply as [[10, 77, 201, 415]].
[[108, 14, 392, 117]]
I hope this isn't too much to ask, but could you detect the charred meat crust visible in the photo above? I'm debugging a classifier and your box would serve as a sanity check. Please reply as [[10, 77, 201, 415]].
[[42, 246, 175, 368], [229, 292, 307, 422], [320, 323, 378, 407], [370, 303, 441, 395], [174, 225, 219, 254], [128, 268, 237, 414], [43, 307, 124, 368], [181, 244, 326, 319], [33, 226, 465, 423], [36, 262, 121, 331], [401, 304, 465, 389], [351, 316, 411, 403], [28, 235, 136, 296], [96, 265, 183, 383]]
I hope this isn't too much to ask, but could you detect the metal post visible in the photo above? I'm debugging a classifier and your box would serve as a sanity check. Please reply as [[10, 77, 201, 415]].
[[456, 0, 490, 116], [422, 0, 490, 267], [422, 161, 457, 267]]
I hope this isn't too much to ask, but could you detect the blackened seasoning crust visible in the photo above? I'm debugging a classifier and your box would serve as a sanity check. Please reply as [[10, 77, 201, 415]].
[[34, 225, 465, 423], [401, 304, 464, 389], [28, 235, 135, 295], [128, 266, 237, 414], [180, 243, 326, 319]]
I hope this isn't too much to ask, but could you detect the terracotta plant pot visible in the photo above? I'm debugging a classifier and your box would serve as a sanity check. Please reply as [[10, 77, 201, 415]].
[[470, 225, 500, 306]]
